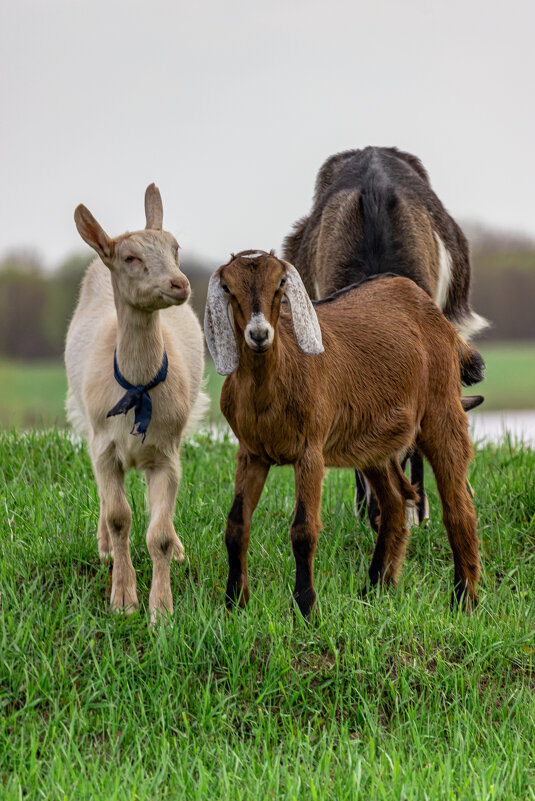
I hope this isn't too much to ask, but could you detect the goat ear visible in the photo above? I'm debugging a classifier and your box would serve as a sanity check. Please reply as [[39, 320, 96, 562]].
[[145, 183, 163, 230], [74, 205, 113, 260], [204, 273, 239, 375], [281, 261, 324, 355]]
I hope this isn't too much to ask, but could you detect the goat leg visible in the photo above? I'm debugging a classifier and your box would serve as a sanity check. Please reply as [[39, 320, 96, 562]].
[[362, 462, 414, 592], [291, 451, 324, 618], [408, 449, 429, 526], [145, 458, 183, 624], [417, 409, 480, 612], [225, 451, 270, 609], [92, 443, 138, 614]]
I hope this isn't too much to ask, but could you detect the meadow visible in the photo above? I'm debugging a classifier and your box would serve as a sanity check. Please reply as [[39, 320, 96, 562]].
[[1, 426, 534, 800], [1, 341, 535, 429]]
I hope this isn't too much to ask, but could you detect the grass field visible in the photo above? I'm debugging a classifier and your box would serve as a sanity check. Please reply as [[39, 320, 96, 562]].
[[1, 429, 534, 799], [0, 341, 534, 430]]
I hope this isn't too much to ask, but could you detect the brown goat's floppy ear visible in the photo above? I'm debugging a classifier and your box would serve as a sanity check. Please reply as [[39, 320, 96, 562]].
[[145, 183, 163, 230], [74, 205, 113, 261], [282, 262, 324, 356], [204, 273, 239, 375]]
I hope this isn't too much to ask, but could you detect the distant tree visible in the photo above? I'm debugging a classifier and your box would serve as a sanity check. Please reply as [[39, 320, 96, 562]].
[[465, 223, 535, 341], [1, 226, 533, 361], [0, 252, 56, 358], [45, 252, 92, 353]]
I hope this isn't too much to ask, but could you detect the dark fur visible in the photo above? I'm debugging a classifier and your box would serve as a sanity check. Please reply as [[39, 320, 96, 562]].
[[215, 252, 481, 618], [283, 146, 486, 335], [284, 147, 487, 528]]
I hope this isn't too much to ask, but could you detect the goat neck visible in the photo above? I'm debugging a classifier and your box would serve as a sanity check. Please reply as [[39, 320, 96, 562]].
[[113, 288, 165, 387], [235, 320, 284, 409]]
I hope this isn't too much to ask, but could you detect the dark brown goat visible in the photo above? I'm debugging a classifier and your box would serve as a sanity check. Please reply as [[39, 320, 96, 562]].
[[283, 146, 488, 526], [204, 250, 482, 618]]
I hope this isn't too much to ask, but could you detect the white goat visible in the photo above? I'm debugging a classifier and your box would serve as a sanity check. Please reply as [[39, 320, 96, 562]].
[[65, 184, 207, 620]]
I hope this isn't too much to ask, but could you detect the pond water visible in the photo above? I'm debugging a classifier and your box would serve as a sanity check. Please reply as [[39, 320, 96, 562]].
[[470, 411, 535, 447]]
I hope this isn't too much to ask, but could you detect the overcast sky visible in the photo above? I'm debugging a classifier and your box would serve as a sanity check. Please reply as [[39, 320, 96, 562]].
[[1, 0, 534, 269]]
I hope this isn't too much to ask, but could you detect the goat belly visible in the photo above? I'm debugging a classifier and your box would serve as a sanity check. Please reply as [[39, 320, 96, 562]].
[[249, 424, 304, 467], [323, 406, 417, 469]]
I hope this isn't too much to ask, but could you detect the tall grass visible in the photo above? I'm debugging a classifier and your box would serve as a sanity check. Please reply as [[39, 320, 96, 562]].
[[1, 429, 534, 799]]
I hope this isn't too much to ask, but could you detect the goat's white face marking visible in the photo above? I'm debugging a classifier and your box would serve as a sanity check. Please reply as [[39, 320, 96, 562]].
[[244, 312, 275, 352], [434, 232, 453, 310], [241, 252, 266, 261]]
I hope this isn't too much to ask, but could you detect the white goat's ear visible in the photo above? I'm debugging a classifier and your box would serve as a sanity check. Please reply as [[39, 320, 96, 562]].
[[204, 273, 239, 375], [74, 205, 113, 260], [282, 262, 324, 355], [145, 183, 163, 230]]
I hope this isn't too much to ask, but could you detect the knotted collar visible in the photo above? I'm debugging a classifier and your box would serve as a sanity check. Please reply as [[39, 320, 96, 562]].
[[106, 348, 168, 443]]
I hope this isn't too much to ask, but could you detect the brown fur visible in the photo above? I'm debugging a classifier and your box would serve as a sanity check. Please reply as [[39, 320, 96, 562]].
[[215, 251, 481, 617], [283, 147, 488, 527]]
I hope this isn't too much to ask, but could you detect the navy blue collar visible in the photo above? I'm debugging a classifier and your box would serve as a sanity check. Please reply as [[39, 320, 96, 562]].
[[106, 348, 168, 443]]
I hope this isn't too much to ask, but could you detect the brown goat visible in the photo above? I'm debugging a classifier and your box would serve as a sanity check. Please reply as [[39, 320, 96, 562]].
[[205, 250, 482, 618], [283, 146, 488, 527]]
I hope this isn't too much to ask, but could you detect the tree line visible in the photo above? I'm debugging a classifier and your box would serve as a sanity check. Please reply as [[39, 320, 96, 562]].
[[0, 229, 534, 360]]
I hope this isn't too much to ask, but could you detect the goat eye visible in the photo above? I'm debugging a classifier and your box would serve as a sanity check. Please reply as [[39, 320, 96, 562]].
[[124, 256, 136, 264], [279, 278, 286, 289], [221, 284, 230, 295]]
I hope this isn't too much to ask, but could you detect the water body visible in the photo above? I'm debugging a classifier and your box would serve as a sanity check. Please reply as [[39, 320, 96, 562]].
[[470, 411, 535, 447]]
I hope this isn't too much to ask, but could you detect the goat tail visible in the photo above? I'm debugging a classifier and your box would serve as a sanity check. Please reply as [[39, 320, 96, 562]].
[[457, 336, 485, 387]]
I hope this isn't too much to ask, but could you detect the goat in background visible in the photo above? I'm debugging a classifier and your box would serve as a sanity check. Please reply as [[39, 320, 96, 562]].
[[65, 184, 207, 622], [205, 250, 483, 619], [283, 146, 488, 528]]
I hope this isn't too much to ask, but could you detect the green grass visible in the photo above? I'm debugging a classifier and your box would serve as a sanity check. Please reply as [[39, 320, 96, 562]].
[[473, 342, 535, 410], [1, 341, 534, 431], [1, 429, 534, 799], [0, 360, 68, 428]]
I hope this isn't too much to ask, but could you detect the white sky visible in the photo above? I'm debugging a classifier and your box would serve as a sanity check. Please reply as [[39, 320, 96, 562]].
[[1, 0, 534, 269]]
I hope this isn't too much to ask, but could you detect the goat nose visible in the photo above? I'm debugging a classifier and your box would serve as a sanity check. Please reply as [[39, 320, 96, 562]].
[[250, 328, 269, 344], [170, 278, 190, 298]]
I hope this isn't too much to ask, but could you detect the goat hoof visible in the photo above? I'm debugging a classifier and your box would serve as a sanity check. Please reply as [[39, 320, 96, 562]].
[[149, 605, 174, 628], [293, 588, 316, 620], [451, 587, 478, 614], [110, 598, 139, 616], [99, 547, 114, 564], [225, 583, 249, 610], [172, 537, 185, 563], [110, 573, 139, 614]]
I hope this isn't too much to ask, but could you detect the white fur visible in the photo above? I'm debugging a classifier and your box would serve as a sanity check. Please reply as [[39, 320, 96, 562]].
[[204, 274, 239, 375], [434, 232, 453, 310], [282, 263, 324, 356], [245, 312, 275, 350], [65, 186, 207, 623], [241, 252, 266, 261], [455, 311, 490, 340], [434, 231, 489, 339]]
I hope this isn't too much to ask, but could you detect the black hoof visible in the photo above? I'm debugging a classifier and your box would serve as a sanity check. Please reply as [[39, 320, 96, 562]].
[[451, 586, 478, 614], [293, 587, 316, 620]]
